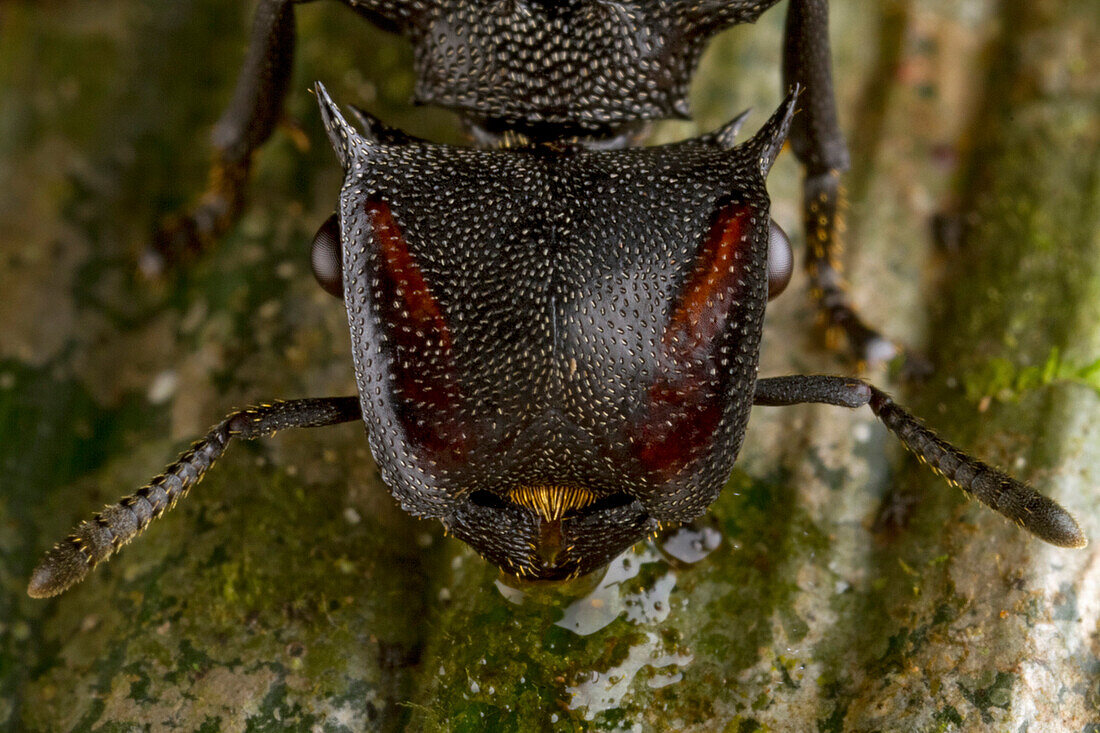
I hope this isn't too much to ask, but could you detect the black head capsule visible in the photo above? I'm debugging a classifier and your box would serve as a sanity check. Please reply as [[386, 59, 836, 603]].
[[311, 213, 343, 299], [311, 82, 800, 580], [767, 219, 793, 300]]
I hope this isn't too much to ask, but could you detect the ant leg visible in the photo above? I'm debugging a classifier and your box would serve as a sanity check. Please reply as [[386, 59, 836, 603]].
[[782, 0, 897, 366], [28, 396, 361, 598], [147, 0, 299, 272], [753, 375, 1086, 548], [752, 374, 871, 408]]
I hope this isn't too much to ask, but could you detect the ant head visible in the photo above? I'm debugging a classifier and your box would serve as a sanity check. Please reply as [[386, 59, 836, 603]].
[[316, 85, 794, 578]]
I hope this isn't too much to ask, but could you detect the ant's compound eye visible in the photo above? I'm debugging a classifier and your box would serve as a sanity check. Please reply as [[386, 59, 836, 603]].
[[767, 219, 793, 301], [311, 213, 343, 299]]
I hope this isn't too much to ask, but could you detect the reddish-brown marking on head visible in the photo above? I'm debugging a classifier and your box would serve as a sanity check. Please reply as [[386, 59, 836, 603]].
[[371, 200, 453, 358], [369, 199, 469, 461], [633, 202, 757, 476], [664, 203, 752, 353]]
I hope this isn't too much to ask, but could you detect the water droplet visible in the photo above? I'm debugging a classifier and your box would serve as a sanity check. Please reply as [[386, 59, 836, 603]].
[[564, 632, 692, 720], [660, 524, 722, 564]]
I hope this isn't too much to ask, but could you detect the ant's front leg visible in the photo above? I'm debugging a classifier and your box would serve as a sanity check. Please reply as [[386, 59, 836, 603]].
[[782, 0, 897, 367], [147, 0, 300, 273], [28, 396, 361, 598]]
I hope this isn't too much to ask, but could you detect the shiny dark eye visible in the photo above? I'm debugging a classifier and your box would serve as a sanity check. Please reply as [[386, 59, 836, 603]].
[[767, 218, 793, 301], [311, 213, 343, 298]]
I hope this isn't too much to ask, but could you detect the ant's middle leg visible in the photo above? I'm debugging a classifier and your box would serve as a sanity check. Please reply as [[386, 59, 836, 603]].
[[782, 0, 898, 367], [146, 0, 301, 273]]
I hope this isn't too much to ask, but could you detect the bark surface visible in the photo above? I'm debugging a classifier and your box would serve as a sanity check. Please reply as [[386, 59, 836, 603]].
[[1, 0, 1097, 730]]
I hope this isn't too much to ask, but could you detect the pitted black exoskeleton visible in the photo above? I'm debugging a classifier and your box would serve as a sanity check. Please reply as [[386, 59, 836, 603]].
[[158, 0, 878, 360], [29, 1, 1087, 597], [315, 87, 798, 578]]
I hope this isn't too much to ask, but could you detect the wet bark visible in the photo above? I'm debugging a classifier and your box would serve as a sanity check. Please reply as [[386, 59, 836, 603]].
[[1, 0, 1097, 730]]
